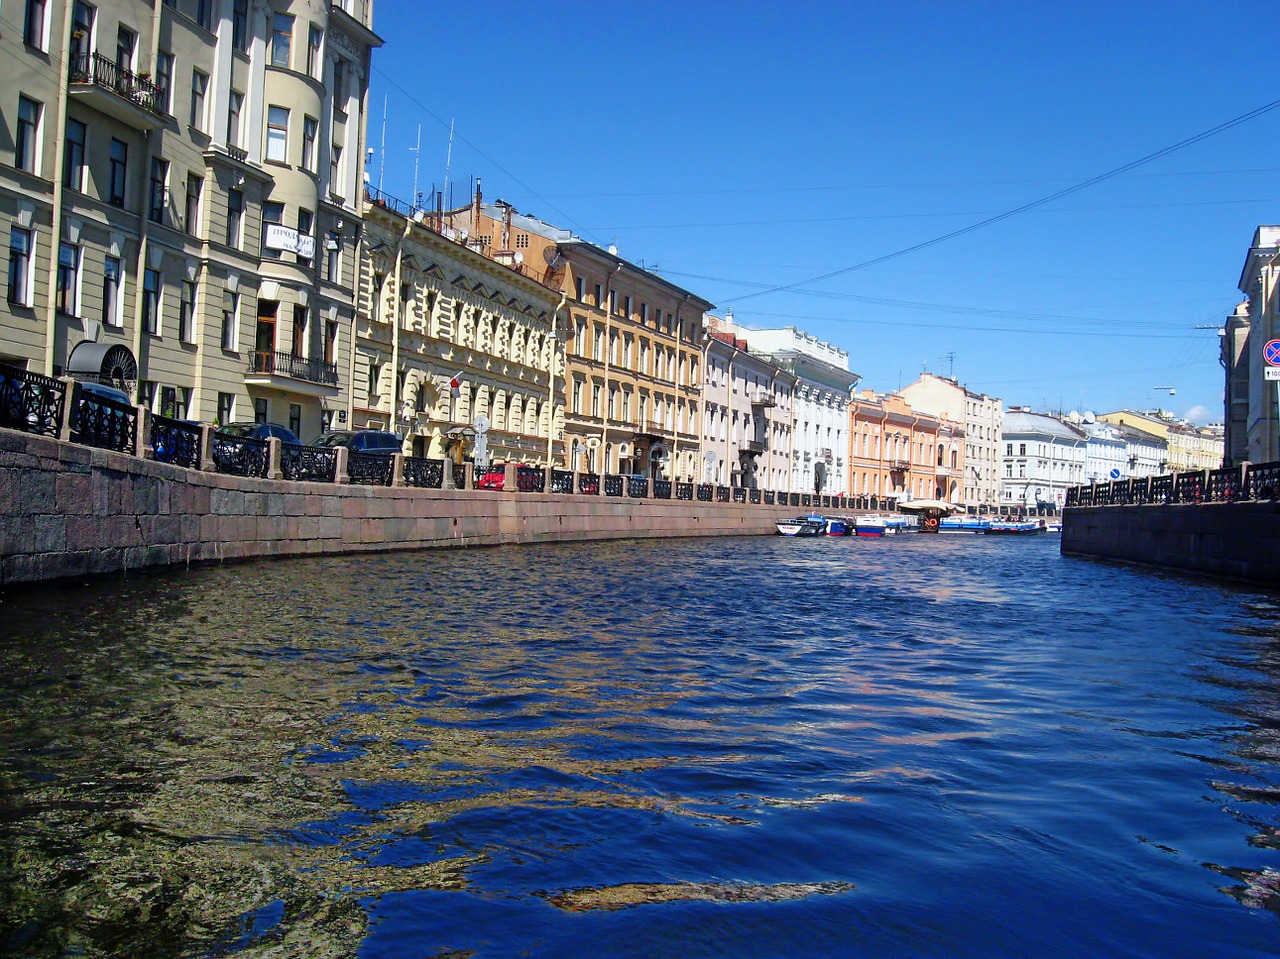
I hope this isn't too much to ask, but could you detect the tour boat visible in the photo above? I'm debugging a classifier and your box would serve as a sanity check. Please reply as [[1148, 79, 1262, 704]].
[[776, 515, 828, 537], [826, 517, 853, 536], [939, 516, 991, 533], [984, 520, 1046, 535]]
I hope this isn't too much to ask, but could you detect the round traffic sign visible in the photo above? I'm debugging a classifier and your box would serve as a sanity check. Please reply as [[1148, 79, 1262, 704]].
[[1109, 468, 1121, 479], [1266, 340, 1280, 366]]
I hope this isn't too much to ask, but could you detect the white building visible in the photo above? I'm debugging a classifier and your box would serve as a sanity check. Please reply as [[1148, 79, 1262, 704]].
[[1000, 409, 1087, 512], [739, 326, 860, 496], [1075, 417, 1129, 484]]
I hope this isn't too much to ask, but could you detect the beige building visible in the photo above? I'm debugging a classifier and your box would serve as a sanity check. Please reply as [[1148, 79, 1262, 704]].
[[1097, 410, 1223, 472], [1228, 226, 1280, 465], [2, 0, 379, 440], [849, 389, 965, 504], [356, 195, 564, 462], [897, 372, 1003, 508], [442, 197, 714, 480]]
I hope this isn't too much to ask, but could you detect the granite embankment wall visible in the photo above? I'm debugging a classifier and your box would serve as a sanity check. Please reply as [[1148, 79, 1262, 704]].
[[0, 429, 798, 587], [1061, 502, 1280, 587]]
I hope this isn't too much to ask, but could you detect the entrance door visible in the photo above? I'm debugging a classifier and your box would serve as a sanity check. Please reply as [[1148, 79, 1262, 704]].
[[256, 301, 277, 373]]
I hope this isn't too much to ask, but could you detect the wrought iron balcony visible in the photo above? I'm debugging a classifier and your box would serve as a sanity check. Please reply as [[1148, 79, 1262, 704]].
[[742, 439, 767, 454], [246, 351, 339, 389], [68, 52, 168, 129]]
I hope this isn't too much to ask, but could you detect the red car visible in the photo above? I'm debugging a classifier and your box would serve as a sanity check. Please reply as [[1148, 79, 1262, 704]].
[[476, 464, 507, 489]]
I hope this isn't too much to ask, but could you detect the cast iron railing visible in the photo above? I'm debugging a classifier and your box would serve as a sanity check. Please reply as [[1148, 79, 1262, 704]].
[[403, 456, 444, 489], [349, 451, 393, 485], [151, 414, 202, 468], [70, 391, 136, 454], [550, 469, 574, 493], [213, 433, 268, 478], [0, 364, 65, 437], [247, 350, 339, 387], [281, 444, 337, 483]]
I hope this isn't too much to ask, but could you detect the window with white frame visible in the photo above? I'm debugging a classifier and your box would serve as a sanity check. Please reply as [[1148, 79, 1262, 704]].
[[302, 115, 317, 171], [56, 242, 81, 316], [266, 106, 288, 162], [24, 0, 48, 50], [307, 24, 322, 77], [226, 189, 243, 248], [184, 173, 202, 236], [7, 228, 33, 307], [270, 13, 293, 67], [190, 69, 208, 132], [148, 157, 168, 223], [102, 256, 123, 327], [227, 90, 243, 147], [156, 51, 174, 113], [16, 96, 41, 174], [64, 118, 87, 190], [108, 138, 127, 206], [144, 268, 161, 335], [179, 279, 195, 342], [221, 290, 239, 349]]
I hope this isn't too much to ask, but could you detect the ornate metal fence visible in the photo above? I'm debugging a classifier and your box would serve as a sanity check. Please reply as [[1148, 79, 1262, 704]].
[[70, 392, 137, 454], [349, 452, 394, 486], [212, 434, 268, 478], [1245, 462, 1280, 500], [578, 472, 600, 495], [0, 364, 65, 436], [1068, 463, 1280, 507], [403, 456, 444, 489], [626, 476, 648, 498], [604, 474, 624, 497], [653, 479, 672, 500], [151, 415, 202, 469], [550, 469, 574, 493], [517, 466, 545, 492], [281, 444, 337, 483]]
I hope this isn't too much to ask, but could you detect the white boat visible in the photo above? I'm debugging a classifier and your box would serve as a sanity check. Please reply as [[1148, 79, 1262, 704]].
[[776, 515, 828, 537], [855, 514, 888, 537]]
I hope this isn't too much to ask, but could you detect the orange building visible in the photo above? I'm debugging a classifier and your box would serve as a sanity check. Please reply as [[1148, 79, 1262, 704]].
[[849, 390, 967, 506]]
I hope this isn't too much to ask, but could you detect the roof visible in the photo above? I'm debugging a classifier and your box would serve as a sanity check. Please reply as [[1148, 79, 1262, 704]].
[[1003, 410, 1087, 442]]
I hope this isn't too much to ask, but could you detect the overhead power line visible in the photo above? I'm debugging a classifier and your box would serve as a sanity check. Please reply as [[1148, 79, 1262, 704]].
[[721, 97, 1280, 305]]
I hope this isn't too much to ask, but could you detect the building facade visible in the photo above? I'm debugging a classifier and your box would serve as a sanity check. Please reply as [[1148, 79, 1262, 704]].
[[742, 327, 859, 497], [702, 315, 796, 489], [1098, 409, 1223, 473], [897, 372, 1003, 508], [849, 390, 963, 505], [2, 0, 380, 440], [1231, 226, 1280, 465], [356, 195, 564, 462], [1000, 409, 1087, 513]]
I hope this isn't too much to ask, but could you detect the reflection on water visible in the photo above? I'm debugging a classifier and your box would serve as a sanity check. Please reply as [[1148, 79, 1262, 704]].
[[0, 535, 1277, 958]]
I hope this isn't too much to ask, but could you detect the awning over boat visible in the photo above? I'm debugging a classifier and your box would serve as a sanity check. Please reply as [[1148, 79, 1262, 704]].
[[898, 499, 962, 513]]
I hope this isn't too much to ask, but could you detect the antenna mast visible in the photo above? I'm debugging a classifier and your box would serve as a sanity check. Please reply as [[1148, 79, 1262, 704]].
[[377, 95, 387, 191], [410, 124, 422, 211], [443, 118, 455, 207]]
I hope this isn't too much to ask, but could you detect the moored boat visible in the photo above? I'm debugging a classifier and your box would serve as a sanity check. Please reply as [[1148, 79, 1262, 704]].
[[984, 520, 1046, 535], [855, 514, 889, 537], [826, 517, 853, 536], [776, 515, 828, 537], [939, 516, 991, 533]]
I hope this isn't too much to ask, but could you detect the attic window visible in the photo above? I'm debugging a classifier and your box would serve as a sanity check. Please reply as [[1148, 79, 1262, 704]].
[[515, 233, 529, 249]]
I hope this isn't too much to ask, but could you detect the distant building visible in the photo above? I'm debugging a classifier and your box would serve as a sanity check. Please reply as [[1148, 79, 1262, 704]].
[[738, 327, 860, 496], [703, 315, 796, 489], [849, 390, 964, 505], [1231, 226, 1280, 464], [897, 372, 1003, 508], [1098, 410, 1223, 472], [1000, 409, 1087, 512], [1071, 416, 1128, 484]]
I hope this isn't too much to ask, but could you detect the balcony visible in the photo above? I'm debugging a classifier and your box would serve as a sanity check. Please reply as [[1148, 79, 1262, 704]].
[[245, 351, 339, 397], [742, 439, 767, 455], [633, 419, 666, 439], [888, 459, 912, 472], [68, 53, 168, 130], [749, 390, 775, 408]]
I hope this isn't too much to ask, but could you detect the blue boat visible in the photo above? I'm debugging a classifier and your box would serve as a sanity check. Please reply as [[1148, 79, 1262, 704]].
[[826, 517, 853, 536], [855, 515, 889, 537], [939, 516, 991, 533]]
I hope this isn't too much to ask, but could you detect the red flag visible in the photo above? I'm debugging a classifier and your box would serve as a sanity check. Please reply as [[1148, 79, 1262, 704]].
[[449, 371, 464, 399]]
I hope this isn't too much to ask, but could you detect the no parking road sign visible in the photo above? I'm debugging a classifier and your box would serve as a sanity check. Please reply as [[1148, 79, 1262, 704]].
[[1265, 339, 1280, 366]]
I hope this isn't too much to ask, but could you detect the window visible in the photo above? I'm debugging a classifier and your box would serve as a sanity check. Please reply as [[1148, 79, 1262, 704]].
[[253, 397, 267, 423], [196, 0, 213, 31], [64, 118, 87, 190], [332, 59, 347, 112], [324, 234, 340, 281], [1019, 443, 1026, 456], [7, 228, 33, 306], [367, 360, 379, 398], [301, 115, 317, 172], [232, 0, 248, 52], [56, 242, 80, 316], [217, 392, 234, 427], [16, 96, 41, 174], [297, 208, 313, 267], [262, 201, 283, 258], [227, 91, 243, 147], [575, 277, 584, 301], [324, 319, 337, 364], [159, 386, 178, 418], [266, 106, 288, 162], [289, 403, 301, 437], [24, 0, 47, 49], [156, 51, 174, 113], [307, 25, 322, 77], [143, 268, 161, 335], [593, 283, 602, 306], [179, 279, 195, 342], [271, 13, 293, 67], [102, 256, 123, 327], [116, 25, 136, 72], [71, 2, 95, 64], [329, 144, 343, 197], [190, 69, 208, 131], [292, 305, 308, 355], [184, 173, 202, 236], [221, 290, 239, 349], [108, 138, 127, 206], [226, 189, 243, 247], [149, 157, 168, 223]]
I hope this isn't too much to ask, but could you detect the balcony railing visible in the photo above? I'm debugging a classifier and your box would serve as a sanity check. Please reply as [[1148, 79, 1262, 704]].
[[68, 52, 167, 121], [247, 351, 339, 387]]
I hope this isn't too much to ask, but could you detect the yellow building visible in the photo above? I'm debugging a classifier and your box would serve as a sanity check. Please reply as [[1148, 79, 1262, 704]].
[[849, 390, 966, 505]]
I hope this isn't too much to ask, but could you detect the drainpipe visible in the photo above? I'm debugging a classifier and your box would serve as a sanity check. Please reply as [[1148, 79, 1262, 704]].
[[41, 4, 76, 376], [389, 217, 410, 435], [724, 345, 734, 485], [546, 289, 567, 467]]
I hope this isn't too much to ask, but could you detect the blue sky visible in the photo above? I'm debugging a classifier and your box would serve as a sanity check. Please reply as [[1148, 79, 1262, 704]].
[[367, 1, 1280, 425]]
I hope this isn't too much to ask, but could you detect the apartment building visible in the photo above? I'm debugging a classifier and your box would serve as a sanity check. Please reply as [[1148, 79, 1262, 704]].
[[1000, 409, 1087, 512], [442, 196, 714, 481], [1229, 226, 1280, 465], [2, 0, 379, 440], [739, 327, 859, 497], [849, 390, 966, 505], [897, 372, 1003, 508], [356, 194, 564, 462], [702, 313, 796, 489]]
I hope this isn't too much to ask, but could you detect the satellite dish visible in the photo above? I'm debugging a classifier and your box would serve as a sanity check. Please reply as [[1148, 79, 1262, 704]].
[[1082, 411, 1096, 424], [513, 251, 524, 265], [458, 228, 468, 242]]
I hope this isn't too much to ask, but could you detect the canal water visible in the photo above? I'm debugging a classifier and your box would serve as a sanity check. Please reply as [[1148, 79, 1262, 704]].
[[0, 534, 1277, 958]]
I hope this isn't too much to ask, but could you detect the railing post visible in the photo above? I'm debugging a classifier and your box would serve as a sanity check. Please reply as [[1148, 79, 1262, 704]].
[[442, 458, 458, 489], [391, 453, 405, 487], [266, 436, 283, 480], [503, 462, 517, 491], [543, 466, 553, 493], [198, 424, 215, 472], [57, 378, 78, 442], [136, 406, 152, 459], [334, 446, 350, 485]]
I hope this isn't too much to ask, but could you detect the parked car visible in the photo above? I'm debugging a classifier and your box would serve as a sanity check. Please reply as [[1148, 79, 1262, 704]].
[[310, 430, 403, 454], [216, 421, 302, 445], [78, 381, 132, 405], [477, 463, 508, 490]]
